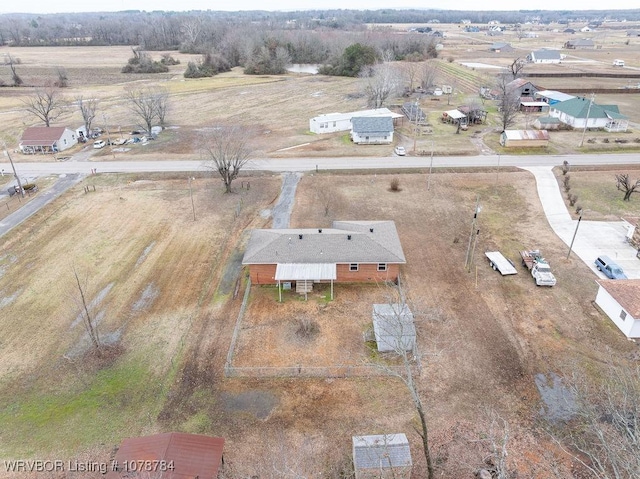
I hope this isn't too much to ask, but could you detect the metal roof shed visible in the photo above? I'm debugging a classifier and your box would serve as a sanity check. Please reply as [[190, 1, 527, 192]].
[[352, 433, 413, 479], [372, 303, 416, 353], [106, 432, 224, 479]]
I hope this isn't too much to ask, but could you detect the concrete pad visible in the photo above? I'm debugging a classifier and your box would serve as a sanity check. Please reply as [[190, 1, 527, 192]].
[[521, 166, 640, 280]]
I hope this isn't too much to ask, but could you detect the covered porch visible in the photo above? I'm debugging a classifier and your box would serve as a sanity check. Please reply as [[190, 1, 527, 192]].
[[275, 263, 337, 301]]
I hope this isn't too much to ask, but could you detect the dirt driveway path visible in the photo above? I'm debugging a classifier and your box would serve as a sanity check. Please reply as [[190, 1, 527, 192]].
[[522, 166, 640, 279], [271, 172, 302, 229]]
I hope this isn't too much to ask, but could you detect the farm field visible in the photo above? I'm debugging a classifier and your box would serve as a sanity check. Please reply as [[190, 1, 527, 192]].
[[1, 20, 640, 477], [0, 167, 638, 476]]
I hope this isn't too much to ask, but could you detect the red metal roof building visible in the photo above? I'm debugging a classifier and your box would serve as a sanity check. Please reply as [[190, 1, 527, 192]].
[[106, 432, 225, 479]]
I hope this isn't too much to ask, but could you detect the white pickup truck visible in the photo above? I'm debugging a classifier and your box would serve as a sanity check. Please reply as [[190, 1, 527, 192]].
[[520, 249, 557, 286]]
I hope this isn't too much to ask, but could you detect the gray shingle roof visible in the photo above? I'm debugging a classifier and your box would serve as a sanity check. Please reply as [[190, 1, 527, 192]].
[[531, 49, 562, 60], [351, 116, 394, 134], [242, 220, 406, 265], [352, 434, 412, 470]]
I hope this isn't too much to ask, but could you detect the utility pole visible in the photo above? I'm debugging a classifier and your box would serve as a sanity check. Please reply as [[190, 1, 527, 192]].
[[495, 153, 501, 191], [427, 141, 434, 191], [579, 93, 595, 147], [3, 146, 24, 198], [465, 195, 481, 271], [412, 98, 419, 153], [567, 209, 583, 259], [189, 177, 196, 221]]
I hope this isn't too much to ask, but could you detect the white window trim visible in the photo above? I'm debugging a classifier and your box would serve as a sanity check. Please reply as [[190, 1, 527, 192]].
[[349, 263, 359, 272], [377, 263, 388, 272]]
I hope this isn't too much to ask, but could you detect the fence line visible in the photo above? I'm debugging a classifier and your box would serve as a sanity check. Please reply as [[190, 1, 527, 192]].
[[224, 277, 252, 373], [224, 363, 415, 379]]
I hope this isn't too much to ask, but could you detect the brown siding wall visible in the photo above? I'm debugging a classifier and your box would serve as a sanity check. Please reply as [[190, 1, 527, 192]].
[[336, 263, 400, 283], [249, 264, 278, 284], [248, 263, 401, 285]]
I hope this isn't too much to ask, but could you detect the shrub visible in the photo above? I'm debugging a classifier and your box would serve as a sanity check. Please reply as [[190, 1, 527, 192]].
[[296, 317, 319, 340], [569, 193, 578, 206], [389, 177, 401, 192]]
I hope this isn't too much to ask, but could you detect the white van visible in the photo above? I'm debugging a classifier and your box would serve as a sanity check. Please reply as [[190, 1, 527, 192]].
[[613, 59, 625, 67]]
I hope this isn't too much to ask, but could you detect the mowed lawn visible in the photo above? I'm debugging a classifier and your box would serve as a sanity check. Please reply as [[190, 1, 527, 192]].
[[0, 173, 280, 458]]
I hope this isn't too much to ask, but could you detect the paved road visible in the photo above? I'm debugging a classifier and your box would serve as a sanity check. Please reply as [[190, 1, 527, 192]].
[[271, 172, 302, 229], [0, 174, 83, 237], [6, 152, 640, 176]]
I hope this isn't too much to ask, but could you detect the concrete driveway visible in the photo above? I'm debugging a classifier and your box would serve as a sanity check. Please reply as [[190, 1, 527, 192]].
[[522, 166, 640, 280]]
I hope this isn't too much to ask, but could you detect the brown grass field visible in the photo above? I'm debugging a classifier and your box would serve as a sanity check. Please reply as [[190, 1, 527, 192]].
[[1, 23, 640, 477]]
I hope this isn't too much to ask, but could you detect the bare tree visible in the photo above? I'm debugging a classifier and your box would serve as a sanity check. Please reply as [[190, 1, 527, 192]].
[[202, 125, 252, 193], [22, 86, 66, 126], [507, 57, 526, 80], [55, 66, 69, 87], [72, 267, 101, 352], [361, 61, 402, 109], [420, 60, 438, 90], [125, 86, 168, 134], [152, 87, 170, 128], [402, 54, 423, 92], [495, 75, 520, 132], [371, 285, 437, 479], [6, 53, 23, 86], [615, 173, 640, 201], [551, 363, 640, 479], [76, 96, 98, 140]]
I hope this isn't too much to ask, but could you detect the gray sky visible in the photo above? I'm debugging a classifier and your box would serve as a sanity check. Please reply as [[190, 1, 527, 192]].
[[0, 1, 638, 15]]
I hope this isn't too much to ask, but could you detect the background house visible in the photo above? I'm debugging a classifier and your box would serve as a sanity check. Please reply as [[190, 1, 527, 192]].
[[500, 130, 549, 147], [19, 126, 77, 154], [242, 220, 406, 298], [564, 38, 595, 49], [310, 108, 401, 134], [549, 97, 628, 132], [489, 42, 513, 52], [106, 432, 225, 479], [527, 49, 563, 63], [595, 280, 640, 339], [351, 117, 394, 144], [352, 433, 412, 479]]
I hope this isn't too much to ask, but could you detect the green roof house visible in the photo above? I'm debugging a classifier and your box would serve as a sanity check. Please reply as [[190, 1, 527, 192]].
[[548, 97, 628, 132]]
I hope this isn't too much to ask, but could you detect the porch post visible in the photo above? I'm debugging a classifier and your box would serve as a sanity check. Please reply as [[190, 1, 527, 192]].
[[278, 280, 281, 302], [330, 279, 333, 300]]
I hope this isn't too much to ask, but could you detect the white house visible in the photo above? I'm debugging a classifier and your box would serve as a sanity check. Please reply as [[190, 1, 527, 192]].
[[595, 280, 640, 338], [527, 49, 563, 64], [548, 97, 628, 132], [350, 117, 394, 145], [19, 126, 78, 154], [310, 108, 402, 134]]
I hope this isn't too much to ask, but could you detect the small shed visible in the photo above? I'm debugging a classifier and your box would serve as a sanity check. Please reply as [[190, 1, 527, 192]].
[[106, 432, 225, 479], [595, 280, 640, 339], [351, 117, 394, 144], [19, 126, 78, 154], [352, 433, 412, 479], [533, 116, 561, 130], [442, 109, 467, 125], [372, 303, 416, 353], [520, 98, 550, 113], [500, 130, 549, 148]]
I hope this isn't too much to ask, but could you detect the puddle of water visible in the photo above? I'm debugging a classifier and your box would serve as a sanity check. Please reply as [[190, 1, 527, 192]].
[[132, 283, 159, 312], [0, 289, 22, 308], [221, 390, 278, 420], [135, 241, 156, 267], [70, 282, 114, 328], [535, 372, 577, 422]]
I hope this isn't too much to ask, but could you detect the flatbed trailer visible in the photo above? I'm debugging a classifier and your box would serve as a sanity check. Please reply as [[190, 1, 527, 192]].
[[485, 251, 518, 275]]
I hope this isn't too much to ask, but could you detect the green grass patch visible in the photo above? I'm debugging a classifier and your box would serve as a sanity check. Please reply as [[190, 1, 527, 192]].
[[0, 358, 166, 457]]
